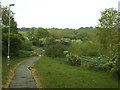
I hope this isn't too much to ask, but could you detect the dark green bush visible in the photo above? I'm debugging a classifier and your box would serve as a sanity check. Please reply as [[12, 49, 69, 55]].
[[23, 39, 33, 51], [45, 43, 66, 58], [44, 37, 55, 46], [18, 50, 31, 58]]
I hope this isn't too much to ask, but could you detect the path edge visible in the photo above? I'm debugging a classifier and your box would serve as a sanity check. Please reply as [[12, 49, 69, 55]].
[[2, 56, 37, 88], [30, 57, 42, 88]]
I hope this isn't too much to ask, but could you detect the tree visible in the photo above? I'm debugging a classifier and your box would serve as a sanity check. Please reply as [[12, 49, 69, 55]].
[[95, 8, 120, 73], [2, 33, 24, 56], [77, 31, 88, 41], [32, 28, 49, 46], [2, 6, 25, 56], [2, 7, 18, 33], [97, 8, 118, 56], [98, 8, 118, 29], [26, 30, 34, 41], [45, 43, 66, 58]]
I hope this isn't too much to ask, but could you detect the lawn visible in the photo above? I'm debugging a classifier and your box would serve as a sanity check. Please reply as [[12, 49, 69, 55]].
[[2, 56, 35, 88], [33, 56, 119, 88]]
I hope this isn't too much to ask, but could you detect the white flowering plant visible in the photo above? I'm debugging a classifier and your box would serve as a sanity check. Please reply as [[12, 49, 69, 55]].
[[64, 51, 81, 66]]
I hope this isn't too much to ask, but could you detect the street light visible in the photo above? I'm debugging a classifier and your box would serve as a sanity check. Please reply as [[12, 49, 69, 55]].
[[7, 4, 15, 66]]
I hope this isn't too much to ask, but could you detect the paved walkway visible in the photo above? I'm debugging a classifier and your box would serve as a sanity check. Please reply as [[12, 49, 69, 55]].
[[9, 56, 41, 88]]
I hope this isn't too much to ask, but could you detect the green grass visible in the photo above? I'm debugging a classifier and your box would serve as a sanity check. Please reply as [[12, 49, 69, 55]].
[[2, 56, 34, 87], [33, 56, 119, 88]]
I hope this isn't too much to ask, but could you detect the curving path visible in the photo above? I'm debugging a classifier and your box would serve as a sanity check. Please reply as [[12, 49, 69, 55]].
[[9, 56, 41, 88]]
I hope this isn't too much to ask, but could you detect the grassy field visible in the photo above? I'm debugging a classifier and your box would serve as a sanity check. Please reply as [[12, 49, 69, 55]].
[[2, 56, 34, 88], [33, 56, 118, 88]]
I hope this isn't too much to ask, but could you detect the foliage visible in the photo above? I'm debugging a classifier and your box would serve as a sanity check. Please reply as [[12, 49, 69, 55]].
[[97, 55, 119, 73], [22, 39, 33, 51], [67, 41, 100, 57], [33, 56, 118, 88], [2, 33, 24, 56], [48, 29, 76, 39], [97, 8, 118, 55], [55, 38, 71, 46], [18, 50, 31, 58], [26, 30, 34, 41], [45, 43, 66, 58], [2, 7, 18, 33], [39, 37, 71, 47], [76, 31, 88, 41], [96, 8, 119, 73], [44, 37, 55, 46], [64, 51, 81, 66], [18, 27, 36, 31], [32, 28, 49, 46], [2, 6, 29, 57], [98, 8, 118, 28]]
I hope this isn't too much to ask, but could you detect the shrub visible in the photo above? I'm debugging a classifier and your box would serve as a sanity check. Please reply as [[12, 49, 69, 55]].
[[19, 50, 31, 58], [23, 39, 33, 51], [67, 41, 100, 57], [97, 55, 119, 72], [64, 51, 81, 66], [45, 43, 66, 58], [44, 37, 55, 46]]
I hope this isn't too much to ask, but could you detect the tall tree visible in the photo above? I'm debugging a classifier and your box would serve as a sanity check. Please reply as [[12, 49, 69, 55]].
[[98, 8, 118, 29], [2, 7, 18, 33], [32, 28, 49, 46], [97, 8, 118, 57], [2, 7, 24, 56]]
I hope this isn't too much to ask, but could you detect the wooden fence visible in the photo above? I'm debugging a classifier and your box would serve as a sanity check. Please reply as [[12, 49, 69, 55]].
[[81, 56, 100, 67]]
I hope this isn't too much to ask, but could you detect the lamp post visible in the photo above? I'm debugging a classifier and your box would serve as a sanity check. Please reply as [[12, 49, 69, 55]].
[[118, 2, 120, 89], [7, 4, 15, 66]]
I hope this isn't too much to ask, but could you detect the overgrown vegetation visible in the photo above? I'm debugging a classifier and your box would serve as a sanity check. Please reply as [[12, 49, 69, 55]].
[[2, 7, 33, 57], [25, 8, 119, 75], [2, 6, 37, 88], [33, 56, 118, 88], [2, 6, 120, 88]]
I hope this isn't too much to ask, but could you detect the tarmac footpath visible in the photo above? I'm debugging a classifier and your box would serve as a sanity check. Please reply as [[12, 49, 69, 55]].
[[9, 56, 41, 88]]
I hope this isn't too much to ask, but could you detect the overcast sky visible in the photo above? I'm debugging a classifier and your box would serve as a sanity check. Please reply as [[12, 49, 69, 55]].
[[1, 0, 120, 29]]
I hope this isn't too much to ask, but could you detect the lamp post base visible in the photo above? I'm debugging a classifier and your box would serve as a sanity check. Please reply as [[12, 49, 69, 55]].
[[7, 56, 10, 66]]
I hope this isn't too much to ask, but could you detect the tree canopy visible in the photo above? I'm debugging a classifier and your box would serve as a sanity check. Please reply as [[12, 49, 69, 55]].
[[2, 7, 18, 33], [2, 6, 25, 56], [98, 8, 118, 29]]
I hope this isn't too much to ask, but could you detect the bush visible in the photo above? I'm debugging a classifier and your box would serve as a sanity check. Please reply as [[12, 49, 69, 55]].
[[67, 41, 100, 57], [44, 37, 55, 46], [45, 43, 66, 58], [2, 33, 24, 57], [64, 51, 81, 66], [23, 39, 33, 51], [19, 50, 31, 58]]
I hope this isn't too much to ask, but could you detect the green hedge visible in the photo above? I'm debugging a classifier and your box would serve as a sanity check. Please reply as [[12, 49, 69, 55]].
[[45, 43, 66, 58]]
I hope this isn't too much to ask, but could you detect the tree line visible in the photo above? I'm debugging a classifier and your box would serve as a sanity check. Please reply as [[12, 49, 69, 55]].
[[18, 26, 96, 31]]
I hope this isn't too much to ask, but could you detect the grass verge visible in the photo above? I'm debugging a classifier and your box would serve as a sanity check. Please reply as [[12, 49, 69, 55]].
[[33, 56, 118, 88]]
